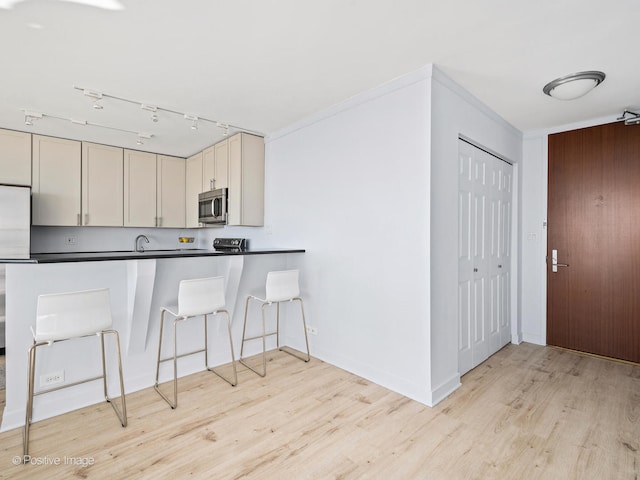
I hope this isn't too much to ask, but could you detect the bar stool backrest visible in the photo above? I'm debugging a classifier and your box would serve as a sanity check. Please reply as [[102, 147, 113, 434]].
[[35, 288, 113, 342], [265, 270, 300, 302], [178, 276, 226, 316]]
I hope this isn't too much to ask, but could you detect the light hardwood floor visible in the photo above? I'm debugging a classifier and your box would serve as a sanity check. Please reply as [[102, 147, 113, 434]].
[[0, 343, 638, 479]]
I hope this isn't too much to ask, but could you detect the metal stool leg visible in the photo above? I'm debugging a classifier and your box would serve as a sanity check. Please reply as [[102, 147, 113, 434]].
[[23, 341, 39, 460], [240, 296, 269, 377], [278, 298, 311, 363], [206, 310, 238, 386], [101, 330, 127, 426], [154, 310, 183, 409]]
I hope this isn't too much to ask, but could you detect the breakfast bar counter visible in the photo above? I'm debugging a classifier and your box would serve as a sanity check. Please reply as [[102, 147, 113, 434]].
[[1, 248, 305, 432]]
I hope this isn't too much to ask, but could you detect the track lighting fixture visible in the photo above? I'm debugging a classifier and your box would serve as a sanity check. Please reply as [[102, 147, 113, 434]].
[[141, 104, 159, 122], [73, 85, 264, 137], [216, 122, 229, 136], [83, 89, 104, 109], [617, 109, 640, 125], [136, 132, 152, 145], [20, 108, 153, 144], [184, 114, 198, 130], [23, 111, 42, 126]]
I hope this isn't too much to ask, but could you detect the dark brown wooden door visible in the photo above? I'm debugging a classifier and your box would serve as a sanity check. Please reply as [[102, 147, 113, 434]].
[[547, 121, 640, 363]]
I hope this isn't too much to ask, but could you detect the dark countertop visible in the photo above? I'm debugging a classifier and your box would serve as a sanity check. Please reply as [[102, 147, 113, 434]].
[[1, 248, 305, 264]]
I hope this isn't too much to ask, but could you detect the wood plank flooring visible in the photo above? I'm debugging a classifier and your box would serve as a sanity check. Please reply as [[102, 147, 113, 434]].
[[0, 343, 638, 479]]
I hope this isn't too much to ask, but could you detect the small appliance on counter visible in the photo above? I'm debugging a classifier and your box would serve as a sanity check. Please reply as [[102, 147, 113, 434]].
[[198, 188, 227, 224], [213, 238, 248, 252]]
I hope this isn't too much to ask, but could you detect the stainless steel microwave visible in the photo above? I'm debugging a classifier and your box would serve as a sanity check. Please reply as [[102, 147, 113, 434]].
[[198, 188, 227, 224]]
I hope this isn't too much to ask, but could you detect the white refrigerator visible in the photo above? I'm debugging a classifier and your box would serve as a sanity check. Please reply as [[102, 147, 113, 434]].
[[0, 184, 30, 259]]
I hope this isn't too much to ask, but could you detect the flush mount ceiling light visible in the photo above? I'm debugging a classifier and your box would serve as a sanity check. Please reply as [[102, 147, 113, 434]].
[[543, 71, 606, 100]]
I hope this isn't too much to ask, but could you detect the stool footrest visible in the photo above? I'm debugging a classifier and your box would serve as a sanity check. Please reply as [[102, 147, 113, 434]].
[[158, 347, 206, 363], [242, 331, 277, 342]]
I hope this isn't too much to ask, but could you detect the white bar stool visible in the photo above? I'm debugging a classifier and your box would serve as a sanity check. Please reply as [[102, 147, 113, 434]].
[[240, 269, 310, 377], [154, 276, 237, 409], [24, 288, 127, 460]]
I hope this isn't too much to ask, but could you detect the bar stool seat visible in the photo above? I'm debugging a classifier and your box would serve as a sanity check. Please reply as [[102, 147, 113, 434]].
[[240, 269, 310, 377], [154, 276, 237, 409], [24, 288, 127, 460]]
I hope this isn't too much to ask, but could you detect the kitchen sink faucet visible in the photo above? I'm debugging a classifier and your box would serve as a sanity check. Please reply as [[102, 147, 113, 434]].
[[135, 234, 150, 252]]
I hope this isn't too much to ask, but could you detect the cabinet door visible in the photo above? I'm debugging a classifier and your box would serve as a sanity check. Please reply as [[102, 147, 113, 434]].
[[214, 139, 229, 189], [228, 133, 264, 226], [157, 155, 185, 228], [32, 135, 81, 226], [82, 142, 123, 226], [202, 140, 228, 191], [185, 152, 203, 228], [202, 145, 215, 191], [124, 150, 156, 227], [0, 129, 31, 186]]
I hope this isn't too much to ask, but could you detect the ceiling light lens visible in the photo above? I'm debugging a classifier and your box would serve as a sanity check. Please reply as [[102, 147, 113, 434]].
[[543, 71, 605, 100]]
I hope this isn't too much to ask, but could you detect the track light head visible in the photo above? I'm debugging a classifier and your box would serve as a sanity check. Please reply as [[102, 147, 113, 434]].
[[23, 110, 42, 126]]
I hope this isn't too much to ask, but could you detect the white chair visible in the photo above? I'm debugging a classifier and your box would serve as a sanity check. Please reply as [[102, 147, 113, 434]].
[[154, 276, 237, 409], [240, 269, 310, 377], [24, 288, 127, 459]]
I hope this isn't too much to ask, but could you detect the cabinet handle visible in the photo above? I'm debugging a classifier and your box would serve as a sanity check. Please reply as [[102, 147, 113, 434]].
[[77, 213, 81, 226], [210, 178, 215, 190], [84, 213, 89, 225]]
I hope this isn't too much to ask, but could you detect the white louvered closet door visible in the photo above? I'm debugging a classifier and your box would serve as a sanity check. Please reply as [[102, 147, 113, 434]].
[[458, 139, 512, 376]]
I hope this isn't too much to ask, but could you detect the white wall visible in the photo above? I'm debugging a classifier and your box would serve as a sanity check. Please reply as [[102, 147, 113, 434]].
[[264, 67, 433, 404], [429, 67, 522, 404]]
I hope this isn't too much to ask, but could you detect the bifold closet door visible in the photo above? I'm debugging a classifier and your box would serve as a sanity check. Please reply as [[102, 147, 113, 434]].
[[458, 139, 512, 375]]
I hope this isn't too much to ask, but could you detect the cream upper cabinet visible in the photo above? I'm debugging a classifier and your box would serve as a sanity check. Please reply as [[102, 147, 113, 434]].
[[32, 135, 81, 226], [213, 139, 229, 190], [185, 151, 203, 228], [124, 149, 156, 227], [81, 142, 123, 226], [228, 133, 265, 226], [0, 128, 31, 186], [202, 139, 229, 191], [157, 154, 185, 228]]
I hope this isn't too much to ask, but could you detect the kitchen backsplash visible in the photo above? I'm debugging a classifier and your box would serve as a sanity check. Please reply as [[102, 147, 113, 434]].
[[30, 225, 273, 253]]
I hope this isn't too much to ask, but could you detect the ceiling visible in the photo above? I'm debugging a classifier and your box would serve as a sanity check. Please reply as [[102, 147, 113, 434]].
[[1, 0, 638, 158]]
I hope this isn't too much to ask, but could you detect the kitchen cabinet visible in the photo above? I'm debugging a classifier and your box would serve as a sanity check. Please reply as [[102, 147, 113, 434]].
[[0, 128, 31, 186], [81, 142, 123, 226], [185, 151, 203, 228], [202, 139, 228, 191], [124, 150, 186, 228], [124, 149, 156, 227], [32, 135, 81, 226], [157, 154, 185, 228], [228, 132, 264, 226]]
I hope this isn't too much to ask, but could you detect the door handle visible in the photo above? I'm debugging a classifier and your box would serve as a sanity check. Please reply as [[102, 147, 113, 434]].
[[551, 249, 570, 273]]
